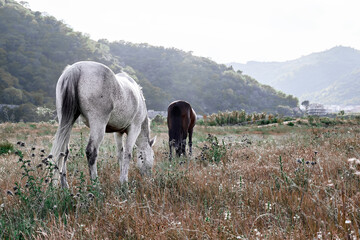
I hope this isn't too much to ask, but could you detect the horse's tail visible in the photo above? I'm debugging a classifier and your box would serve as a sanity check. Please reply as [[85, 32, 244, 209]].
[[169, 105, 183, 145], [51, 65, 81, 161]]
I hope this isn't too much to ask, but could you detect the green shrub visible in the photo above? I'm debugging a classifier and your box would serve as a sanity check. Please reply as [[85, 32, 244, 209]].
[[0, 141, 14, 155], [152, 114, 166, 124], [204, 110, 280, 126], [0, 154, 103, 239], [199, 134, 227, 164]]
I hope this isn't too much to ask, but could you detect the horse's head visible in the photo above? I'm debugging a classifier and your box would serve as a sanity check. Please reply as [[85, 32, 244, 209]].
[[137, 136, 157, 175]]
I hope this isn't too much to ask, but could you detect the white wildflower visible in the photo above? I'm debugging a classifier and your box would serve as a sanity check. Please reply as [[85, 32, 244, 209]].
[[265, 202, 272, 211], [327, 180, 334, 187], [219, 183, 223, 192], [224, 210, 231, 220], [345, 219, 351, 224]]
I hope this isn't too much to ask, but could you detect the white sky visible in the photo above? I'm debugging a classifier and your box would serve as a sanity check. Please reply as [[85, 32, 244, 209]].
[[20, 0, 360, 63]]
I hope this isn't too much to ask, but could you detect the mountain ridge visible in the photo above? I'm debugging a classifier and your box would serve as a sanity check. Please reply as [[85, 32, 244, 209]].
[[229, 46, 360, 105]]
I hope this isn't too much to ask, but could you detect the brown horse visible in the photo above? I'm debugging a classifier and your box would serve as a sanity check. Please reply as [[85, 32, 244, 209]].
[[167, 100, 196, 158]]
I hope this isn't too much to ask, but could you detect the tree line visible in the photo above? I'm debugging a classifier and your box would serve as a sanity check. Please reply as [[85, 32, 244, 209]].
[[0, 0, 298, 122]]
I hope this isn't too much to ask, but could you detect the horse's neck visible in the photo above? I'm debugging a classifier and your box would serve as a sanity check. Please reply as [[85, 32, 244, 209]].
[[137, 116, 150, 147]]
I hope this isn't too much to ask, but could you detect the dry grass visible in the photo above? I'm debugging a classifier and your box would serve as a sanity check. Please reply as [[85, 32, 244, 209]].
[[0, 120, 359, 239]]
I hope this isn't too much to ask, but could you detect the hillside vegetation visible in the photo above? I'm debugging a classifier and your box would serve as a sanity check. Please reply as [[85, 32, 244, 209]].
[[230, 46, 360, 105], [0, 0, 298, 122]]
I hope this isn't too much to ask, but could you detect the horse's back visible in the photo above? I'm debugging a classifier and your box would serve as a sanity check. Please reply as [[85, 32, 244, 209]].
[[167, 100, 195, 133], [60, 61, 146, 131]]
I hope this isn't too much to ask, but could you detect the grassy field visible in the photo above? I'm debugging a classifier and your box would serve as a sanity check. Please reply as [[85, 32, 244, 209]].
[[0, 119, 359, 239]]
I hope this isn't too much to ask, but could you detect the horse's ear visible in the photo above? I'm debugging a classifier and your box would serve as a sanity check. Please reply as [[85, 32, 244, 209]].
[[149, 136, 157, 147]]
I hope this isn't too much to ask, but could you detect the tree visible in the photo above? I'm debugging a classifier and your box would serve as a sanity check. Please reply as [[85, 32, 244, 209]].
[[2, 87, 23, 104], [301, 100, 310, 113]]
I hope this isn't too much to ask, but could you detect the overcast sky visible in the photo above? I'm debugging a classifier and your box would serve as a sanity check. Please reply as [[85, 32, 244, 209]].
[[21, 0, 360, 63]]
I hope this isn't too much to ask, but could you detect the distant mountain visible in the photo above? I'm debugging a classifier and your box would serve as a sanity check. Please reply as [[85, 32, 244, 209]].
[[229, 46, 360, 105], [0, 0, 298, 121]]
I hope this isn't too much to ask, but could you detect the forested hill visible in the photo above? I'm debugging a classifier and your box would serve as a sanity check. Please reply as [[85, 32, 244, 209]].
[[0, 0, 298, 121]]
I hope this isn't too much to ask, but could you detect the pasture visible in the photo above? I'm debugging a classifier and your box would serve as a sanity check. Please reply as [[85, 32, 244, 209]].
[[0, 118, 359, 239]]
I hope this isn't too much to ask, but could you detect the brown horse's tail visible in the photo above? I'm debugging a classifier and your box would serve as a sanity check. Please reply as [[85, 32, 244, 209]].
[[51, 65, 81, 162], [169, 105, 183, 147]]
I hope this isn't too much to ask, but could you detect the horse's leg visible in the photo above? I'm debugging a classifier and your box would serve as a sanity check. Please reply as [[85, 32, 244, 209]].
[[169, 139, 173, 160], [175, 140, 181, 157], [181, 133, 188, 157], [86, 123, 106, 181], [114, 132, 124, 167], [120, 125, 141, 184], [188, 128, 193, 156]]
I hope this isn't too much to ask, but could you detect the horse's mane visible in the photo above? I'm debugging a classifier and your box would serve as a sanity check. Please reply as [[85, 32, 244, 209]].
[[116, 71, 145, 102]]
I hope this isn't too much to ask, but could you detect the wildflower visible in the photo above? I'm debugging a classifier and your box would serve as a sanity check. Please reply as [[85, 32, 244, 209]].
[[31, 147, 36, 151], [41, 149, 45, 153], [311, 162, 317, 166], [327, 180, 334, 187], [20, 142, 25, 147], [224, 210, 231, 220], [31, 153, 35, 157], [297, 159, 302, 164], [16, 141, 21, 145], [306, 161, 310, 164], [265, 202, 272, 211], [13, 186, 18, 191], [88, 193, 95, 200], [7, 190, 13, 196], [345, 219, 351, 224], [48, 154, 53, 159], [314, 151, 318, 155]]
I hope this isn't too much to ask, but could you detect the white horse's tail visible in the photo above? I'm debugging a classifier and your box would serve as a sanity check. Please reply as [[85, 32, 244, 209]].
[[51, 65, 81, 162]]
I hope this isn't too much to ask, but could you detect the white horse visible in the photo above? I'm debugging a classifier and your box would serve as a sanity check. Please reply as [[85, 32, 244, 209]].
[[51, 61, 156, 188]]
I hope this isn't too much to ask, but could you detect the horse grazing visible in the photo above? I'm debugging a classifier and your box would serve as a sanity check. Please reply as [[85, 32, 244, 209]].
[[167, 100, 196, 158], [51, 61, 156, 188]]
